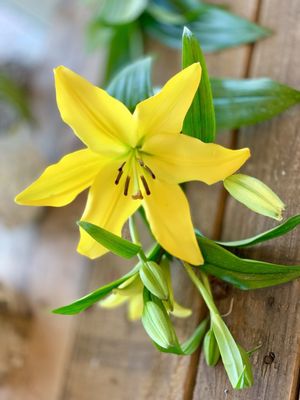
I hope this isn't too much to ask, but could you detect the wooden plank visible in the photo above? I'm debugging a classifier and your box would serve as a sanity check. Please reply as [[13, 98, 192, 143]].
[[193, 0, 300, 398], [60, 2, 259, 399]]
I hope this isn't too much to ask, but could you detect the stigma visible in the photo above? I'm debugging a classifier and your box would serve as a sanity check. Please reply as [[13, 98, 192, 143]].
[[114, 157, 155, 200]]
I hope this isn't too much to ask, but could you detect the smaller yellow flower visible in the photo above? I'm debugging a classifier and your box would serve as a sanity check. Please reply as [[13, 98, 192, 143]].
[[100, 274, 192, 321], [16, 64, 250, 265]]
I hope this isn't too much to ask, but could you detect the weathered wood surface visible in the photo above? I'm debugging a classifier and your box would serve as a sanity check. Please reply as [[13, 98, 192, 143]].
[[0, 0, 299, 399], [193, 0, 300, 399]]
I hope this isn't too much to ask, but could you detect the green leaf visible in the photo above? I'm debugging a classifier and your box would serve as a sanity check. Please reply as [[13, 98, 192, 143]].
[[182, 27, 215, 142], [203, 327, 220, 366], [107, 57, 153, 111], [224, 174, 285, 221], [180, 317, 209, 354], [142, 2, 270, 52], [212, 78, 300, 131], [104, 22, 144, 83], [53, 270, 137, 315], [197, 237, 300, 290], [96, 0, 148, 25], [0, 73, 31, 122], [217, 214, 300, 248], [78, 221, 141, 259], [211, 314, 252, 389], [184, 264, 252, 389], [235, 346, 254, 389], [53, 243, 161, 315]]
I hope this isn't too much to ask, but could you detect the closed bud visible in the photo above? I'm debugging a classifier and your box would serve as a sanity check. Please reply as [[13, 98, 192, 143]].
[[204, 328, 220, 366], [224, 174, 285, 221], [142, 301, 177, 349], [140, 261, 169, 300]]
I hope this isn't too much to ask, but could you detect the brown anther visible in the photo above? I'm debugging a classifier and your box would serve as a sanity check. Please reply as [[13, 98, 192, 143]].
[[141, 175, 151, 195], [144, 164, 156, 179], [137, 158, 155, 179], [115, 162, 126, 185], [115, 170, 123, 185], [132, 190, 143, 200], [118, 161, 126, 171], [124, 176, 130, 196]]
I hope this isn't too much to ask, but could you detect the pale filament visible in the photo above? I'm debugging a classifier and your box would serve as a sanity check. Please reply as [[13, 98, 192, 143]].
[[114, 154, 155, 199]]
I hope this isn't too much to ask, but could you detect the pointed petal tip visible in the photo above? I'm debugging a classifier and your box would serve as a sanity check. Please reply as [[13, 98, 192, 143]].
[[14, 190, 34, 206], [53, 65, 67, 75], [187, 251, 204, 266], [76, 244, 96, 260]]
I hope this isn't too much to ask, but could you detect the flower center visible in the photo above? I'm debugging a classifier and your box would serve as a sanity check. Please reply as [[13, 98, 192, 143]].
[[114, 151, 155, 200]]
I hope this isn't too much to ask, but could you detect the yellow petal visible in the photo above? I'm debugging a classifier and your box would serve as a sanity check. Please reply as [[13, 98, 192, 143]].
[[15, 149, 103, 206], [128, 294, 144, 321], [142, 133, 250, 185], [77, 161, 142, 259], [100, 293, 128, 309], [142, 180, 203, 265], [54, 66, 137, 155], [134, 63, 201, 141], [171, 302, 192, 318]]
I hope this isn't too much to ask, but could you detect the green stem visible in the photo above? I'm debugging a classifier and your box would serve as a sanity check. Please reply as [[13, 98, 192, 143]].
[[184, 262, 219, 316], [129, 216, 148, 263]]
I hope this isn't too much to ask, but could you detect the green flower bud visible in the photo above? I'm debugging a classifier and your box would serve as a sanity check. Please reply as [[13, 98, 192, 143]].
[[224, 174, 285, 220], [142, 301, 177, 348], [140, 261, 169, 300], [204, 328, 220, 366]]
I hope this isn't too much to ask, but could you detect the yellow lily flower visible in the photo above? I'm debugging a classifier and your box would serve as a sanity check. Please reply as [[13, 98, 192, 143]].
[[15, 63, 250, 265]]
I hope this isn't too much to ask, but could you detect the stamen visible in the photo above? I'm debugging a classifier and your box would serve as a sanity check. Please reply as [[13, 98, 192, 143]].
[[144, 165, 156, 179], [118, 161, 126, 171], [140, 175, 151, 195], [137, 158, 156, 179], [115, 162, 126, 185], [132, 190, 143, 200], [115, 170, 123, 185], [124, 176, 130, 196]]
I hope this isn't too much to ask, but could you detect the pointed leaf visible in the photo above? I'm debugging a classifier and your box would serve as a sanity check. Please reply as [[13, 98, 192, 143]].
[[212, 78, 300, 131], [52, 269, 137, 315], [182, 27, 215, 142], [212, 314, 252, 389], [78, 221, 141, 259], [217, 214, 300, 248], [107, 56, 153, 111], [197, 237, 300, 290], [96, 0, 148, 25], [235, 346, 254, 389], [142, 3, 270, 52]]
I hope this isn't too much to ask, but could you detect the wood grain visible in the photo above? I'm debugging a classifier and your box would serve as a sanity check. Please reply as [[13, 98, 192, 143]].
[[193, 0, 300, 398]]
